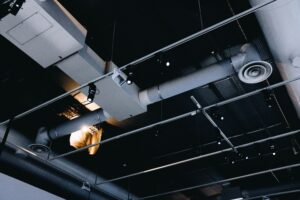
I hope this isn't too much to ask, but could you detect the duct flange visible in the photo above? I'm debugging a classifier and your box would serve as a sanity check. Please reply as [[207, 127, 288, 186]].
[[28, 144, 50, 154], [238, 61, 273, 84]]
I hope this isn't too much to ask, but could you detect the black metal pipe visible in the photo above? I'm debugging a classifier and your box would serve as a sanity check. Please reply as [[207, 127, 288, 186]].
[[49, 108, 107, 140], [0, 147, 115, 200]]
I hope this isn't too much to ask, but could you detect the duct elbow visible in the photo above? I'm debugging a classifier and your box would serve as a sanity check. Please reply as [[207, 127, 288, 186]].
[[233, 43, 273, 84], [231, 43, 262, 71]]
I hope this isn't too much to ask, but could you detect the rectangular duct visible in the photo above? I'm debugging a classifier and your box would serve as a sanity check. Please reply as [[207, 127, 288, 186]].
[[0, 0, 86, 68]]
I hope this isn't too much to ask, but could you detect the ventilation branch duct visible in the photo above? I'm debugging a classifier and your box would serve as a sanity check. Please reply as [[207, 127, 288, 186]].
[[249, 0, 300, 118], [139, 43, 272, 106], [35, 43, 272, 147]]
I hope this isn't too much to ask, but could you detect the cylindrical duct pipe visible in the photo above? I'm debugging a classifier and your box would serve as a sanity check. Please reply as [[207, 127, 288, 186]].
[[49, 108, 109, 140], [249, 0, 300, 118], [35, 108, 110, 147], [37, 44, 266, 143], [139, 60, 234, 106], [139, 43, 266, 106], [0, 148, 112, 200]]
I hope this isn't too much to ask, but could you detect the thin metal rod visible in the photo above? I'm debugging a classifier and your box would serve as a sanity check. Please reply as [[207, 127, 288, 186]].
[[51, 75, 300, 160], [139, 163, 300, 199], [270, 171, 280, 183], [203, 76, 300, 110], [153, 122, 281, 160], [202, 107, 237, 152], [95, 129, 300, 185], [266, 79, 290, 128], [247, 189, 300, 200], [0, 0, 275, 127], [191, 95, 237, 152], [49, 110, 198, 160], [0, 118, 13, 155]]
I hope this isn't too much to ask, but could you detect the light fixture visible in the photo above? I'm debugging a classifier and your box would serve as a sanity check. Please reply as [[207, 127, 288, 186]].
[[126, 79, 132, 85], [165, 61, 171, 67], [87, 83, 97, 103], [81, 126, 89, 132], [70, 126, 103, 155]]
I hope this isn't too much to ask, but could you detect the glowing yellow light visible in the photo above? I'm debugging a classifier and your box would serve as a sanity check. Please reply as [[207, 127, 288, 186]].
[[81, 126, 89, 132]]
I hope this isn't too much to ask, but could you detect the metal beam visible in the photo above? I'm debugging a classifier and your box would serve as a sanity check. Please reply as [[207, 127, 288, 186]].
[[0, 0, 276, 127], [50, 75, 300, 160], [139, 163, 300, 199]]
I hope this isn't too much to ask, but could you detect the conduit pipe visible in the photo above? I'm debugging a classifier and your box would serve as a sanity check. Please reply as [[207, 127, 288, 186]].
[[250, 0, 300, 118]]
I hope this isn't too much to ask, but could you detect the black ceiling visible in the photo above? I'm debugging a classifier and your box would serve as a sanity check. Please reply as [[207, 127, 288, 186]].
[[1, 0, 300, 199]]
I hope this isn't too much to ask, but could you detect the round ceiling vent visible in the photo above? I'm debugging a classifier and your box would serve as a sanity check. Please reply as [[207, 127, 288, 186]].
[[238, 61, 273, 84], [28, 144, 50, 154]]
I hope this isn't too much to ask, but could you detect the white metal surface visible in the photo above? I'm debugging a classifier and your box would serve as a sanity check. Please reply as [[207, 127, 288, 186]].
[[250, 0, 300, 117]]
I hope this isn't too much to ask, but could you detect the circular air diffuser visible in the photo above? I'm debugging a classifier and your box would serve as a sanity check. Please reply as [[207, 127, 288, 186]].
[[28, 144, 50, 154], [238, 61, 273, 84]]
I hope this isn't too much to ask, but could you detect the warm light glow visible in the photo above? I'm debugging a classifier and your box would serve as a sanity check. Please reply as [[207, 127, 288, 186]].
[[81, 126, 89, 132], [69, 127, 103, 155]]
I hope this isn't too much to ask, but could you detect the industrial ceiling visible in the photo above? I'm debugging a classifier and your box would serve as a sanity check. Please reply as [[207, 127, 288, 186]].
[[0, 0, 300, 200]]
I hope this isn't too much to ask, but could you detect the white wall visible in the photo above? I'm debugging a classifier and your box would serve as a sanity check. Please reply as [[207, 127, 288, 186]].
[[0, 172, 64, 200]]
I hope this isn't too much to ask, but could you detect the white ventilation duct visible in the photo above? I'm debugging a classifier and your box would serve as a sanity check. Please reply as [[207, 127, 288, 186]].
[[139, 43, 271, 106], [0, 0, 86, 68], [36, 43, 271, 145], [249, 0, 300, 118]]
